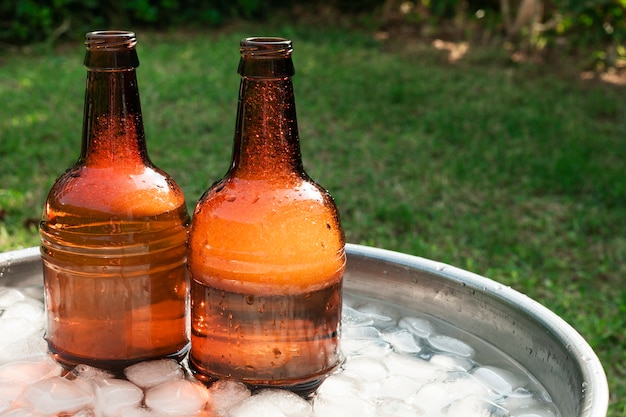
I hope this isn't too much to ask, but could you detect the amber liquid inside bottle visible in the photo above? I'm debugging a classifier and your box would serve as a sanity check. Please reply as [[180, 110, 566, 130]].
[[40, 31, 190, 371], [188, 38, 345, 395], [189, 180, 345, 393]]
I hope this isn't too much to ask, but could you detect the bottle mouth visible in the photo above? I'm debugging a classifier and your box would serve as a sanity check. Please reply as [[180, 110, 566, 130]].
[[85, 31, 137, 50], [240, 37, 293, 58]]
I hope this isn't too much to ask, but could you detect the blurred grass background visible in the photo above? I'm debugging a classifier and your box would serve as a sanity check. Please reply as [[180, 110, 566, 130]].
[[1, 15, 625, 416]]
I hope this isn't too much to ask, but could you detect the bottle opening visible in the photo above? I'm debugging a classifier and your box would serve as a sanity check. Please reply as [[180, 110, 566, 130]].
[[240, 37, 293, 58], [86, 31, 137, 50], [84, 31, 139, 69]]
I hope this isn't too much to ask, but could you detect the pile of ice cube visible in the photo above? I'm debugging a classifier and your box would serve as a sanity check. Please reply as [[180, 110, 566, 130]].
[[0, 287, 560, 417]]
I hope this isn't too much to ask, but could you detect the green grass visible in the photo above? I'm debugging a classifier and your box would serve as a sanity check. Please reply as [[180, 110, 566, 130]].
[[1, 21, 625, 415]]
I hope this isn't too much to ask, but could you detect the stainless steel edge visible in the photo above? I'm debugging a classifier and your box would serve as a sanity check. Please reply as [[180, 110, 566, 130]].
[[343, 243, 609, 417]]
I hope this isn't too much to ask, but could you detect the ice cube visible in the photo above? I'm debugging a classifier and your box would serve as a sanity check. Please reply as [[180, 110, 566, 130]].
[[342, 306, 375, 327], [447, 394, 511, 417], [316, 374, 364, 398], [428, 353, 474, 371], [499, 387, 543, 411], [124, 359, 184, 389], [312, 393, 376, 417], [350, 301, 398, 328], [0, 359, 63, 385], [381, 328, 422, 354], [382, 352, 441, 383], [0, 408, 46, 417], [205, 380, 251, 416], [144, 379, 208, 416], [0, 288, 25, 309], [342, 326, 382, 340], [227, 400, 286, 417], [0, 336, 48, 364], [66, 364, 117, 396], [22, 376, 93, 415], [1, 300, 44, 326], [0, 400, 9, 414], [227, 389, 311, 417], [398, 316, 435, 338], [433, 370, 491, 402], [407, 382, 451, 415], [340, 337, 392, 358], [471, 366, 529, 396], [342, 356, 388, 382], [93, 378, 143, 417], [0, 319, 40, 348], [0, 379, 28, 405], [427, 334, 475, 358], [378, 375, 424, 400], [377, 399, 426, 417]]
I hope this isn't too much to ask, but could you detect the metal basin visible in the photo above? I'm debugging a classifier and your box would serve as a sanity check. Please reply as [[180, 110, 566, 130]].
[[0, 244, 609, 417]]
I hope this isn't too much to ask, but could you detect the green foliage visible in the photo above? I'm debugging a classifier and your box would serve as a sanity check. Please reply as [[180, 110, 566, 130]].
[[0, 0, 271, 46], [1, 22, 625, 415], [553, 0, 626, 46], [1, 0, 625, 61]]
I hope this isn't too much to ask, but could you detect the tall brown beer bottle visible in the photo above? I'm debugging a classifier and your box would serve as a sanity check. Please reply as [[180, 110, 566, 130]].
[[188, 37, 346, 395], [40, 31, 190, 371]]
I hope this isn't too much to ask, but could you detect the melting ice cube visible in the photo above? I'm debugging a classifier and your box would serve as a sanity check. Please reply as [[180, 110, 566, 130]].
[[471, 366, 529, 396], [1, 299, 44, 326], [0, 336, 48, 365], [342, 356, 388, 382], [382, 328, 422, 354], [0, 319, 40, 349], [313, 393, 376, 417], [377, 375, 424, 400], [144, 379, 208, 416], [227, 389, 311, 417], [427, 334, 475, 358], [0, 288, 25, 309], [93, 378, 143, 417], [124, 359, 184, 389], [0, 408, 46, 416], [205, 379, 251, 416], [22, 376, 92, 415], [447, 394, 511, 417], [377, 398, 426, 417], [342, 306, 375, 327], [349, 301, 398, 329], [0, 359, 62, 385], [398, 316, 435, 338], [382, 352, 441, 383]]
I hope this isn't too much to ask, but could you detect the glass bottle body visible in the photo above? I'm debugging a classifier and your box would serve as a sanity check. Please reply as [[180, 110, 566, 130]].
[[188, 38, 345, 394], [39, 31, 190, 371]]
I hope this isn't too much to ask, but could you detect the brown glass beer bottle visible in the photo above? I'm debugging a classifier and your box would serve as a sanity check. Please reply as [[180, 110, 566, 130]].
[[188, 37, 346, 395], [39, 31, 190, 371]]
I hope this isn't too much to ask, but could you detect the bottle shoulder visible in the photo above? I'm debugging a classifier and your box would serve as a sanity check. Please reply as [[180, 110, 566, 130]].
[[195, 176, 336, 211], [45, 164, 188, 218]]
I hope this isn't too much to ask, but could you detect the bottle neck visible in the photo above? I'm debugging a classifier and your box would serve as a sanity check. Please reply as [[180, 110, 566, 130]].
[[230, 37, 304, 181], [80, 31, 149, 169]]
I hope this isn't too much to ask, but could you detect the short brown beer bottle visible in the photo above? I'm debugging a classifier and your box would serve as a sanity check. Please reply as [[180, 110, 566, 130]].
[[188, 37, 346, 395], [40, 31, 190, 371]]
